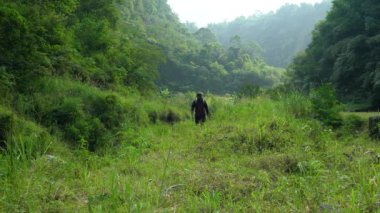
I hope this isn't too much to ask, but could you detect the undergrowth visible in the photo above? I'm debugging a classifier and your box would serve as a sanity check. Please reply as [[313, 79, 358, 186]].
[[0, 87, 379, 212]]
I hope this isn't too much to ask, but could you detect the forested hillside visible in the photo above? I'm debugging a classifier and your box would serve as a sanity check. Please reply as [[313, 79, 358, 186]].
[[0, 0, 282, 96], [209, 1, 332, 67], [1, 0, 380, 211], [0, 0, 284, 152], [159, 27, 284, 93], [289, 0, 380, 109]]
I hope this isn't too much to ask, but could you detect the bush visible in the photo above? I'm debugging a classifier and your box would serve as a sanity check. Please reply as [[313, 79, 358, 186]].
[[266, 84, 294, 100], [237, 83, 261, 99], [43, 94, 129, 151], [0, 109, 14, 149], [341, 115, 366, 135], [159, 108, 182, 124], [310, 85, 343, 128], [0, 67, 14, 105], [92, 94, 127, 129]]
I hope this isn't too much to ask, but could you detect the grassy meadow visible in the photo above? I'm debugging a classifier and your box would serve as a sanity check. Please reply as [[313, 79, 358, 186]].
[[1, 89, 380, 212]]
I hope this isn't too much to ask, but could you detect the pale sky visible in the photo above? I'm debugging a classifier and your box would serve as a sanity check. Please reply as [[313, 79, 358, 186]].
[[167, 0, 324, 27]]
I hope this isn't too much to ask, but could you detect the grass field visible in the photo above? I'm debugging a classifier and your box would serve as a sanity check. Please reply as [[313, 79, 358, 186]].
[[342, 112, 380, 120], [1, 95, 380, 212]]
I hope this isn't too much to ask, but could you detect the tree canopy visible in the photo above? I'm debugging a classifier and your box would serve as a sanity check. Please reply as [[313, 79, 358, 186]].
[[209, 1, 332, 67], [289, 0, 380, 109]]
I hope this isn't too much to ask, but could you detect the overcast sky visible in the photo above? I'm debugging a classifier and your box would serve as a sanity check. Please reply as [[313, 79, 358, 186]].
[[167, 0, 324, 27]]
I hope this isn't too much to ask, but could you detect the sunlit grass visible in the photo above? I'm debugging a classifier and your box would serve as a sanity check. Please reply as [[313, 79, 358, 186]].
[[1, 94, 380, 211]]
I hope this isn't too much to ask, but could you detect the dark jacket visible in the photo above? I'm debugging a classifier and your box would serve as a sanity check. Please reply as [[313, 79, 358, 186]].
[[191, 98, 209, 118]]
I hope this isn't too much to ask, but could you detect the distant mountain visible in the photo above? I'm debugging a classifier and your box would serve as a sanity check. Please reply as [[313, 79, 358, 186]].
[[209, 1, 332, 67]]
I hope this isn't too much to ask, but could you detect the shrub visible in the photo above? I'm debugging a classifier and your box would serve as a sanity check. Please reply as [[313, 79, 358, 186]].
[[159, 108, 182, 124], [237, 83, 261, 99], [0, 67, 14, 105], [310, 85, 343, 128], [341, 115, 366, 135], [92, 94, 127, 129], [0, 109, 14, 149], [266, 84, 293, 100]]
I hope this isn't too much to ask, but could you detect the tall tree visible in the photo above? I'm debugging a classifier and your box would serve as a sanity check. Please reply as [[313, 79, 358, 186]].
[[289, 0, 380, 108]]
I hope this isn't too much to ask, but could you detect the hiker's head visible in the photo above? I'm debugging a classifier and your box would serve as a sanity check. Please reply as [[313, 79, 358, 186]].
[[196, 92, 203, 100]]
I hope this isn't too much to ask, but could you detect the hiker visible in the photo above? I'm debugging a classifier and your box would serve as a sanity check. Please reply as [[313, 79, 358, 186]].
[[191, 92, 210, 124]]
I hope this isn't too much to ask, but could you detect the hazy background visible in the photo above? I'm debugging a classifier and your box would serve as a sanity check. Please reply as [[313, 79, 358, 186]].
[[167, 0, 325, 27]]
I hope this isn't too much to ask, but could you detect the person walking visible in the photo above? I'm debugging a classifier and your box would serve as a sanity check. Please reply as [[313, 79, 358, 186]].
[[191, 92, 210, 124]]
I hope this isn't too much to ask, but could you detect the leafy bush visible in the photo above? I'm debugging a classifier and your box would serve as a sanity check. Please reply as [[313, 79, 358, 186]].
[[236, 83, 261, 99], [341, 115, 366, 135], [47, 94, 131, 151], [22, 79, 135, 151], [92, 95, 127, 129], [0, 67, 14, 105], [0, 108, 14, 149], [310, 85, 343, 128], [266, 84, 294, 100]]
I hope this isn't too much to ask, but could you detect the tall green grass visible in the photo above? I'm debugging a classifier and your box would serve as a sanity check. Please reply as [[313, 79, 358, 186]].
[[1, 89, 379, 211]]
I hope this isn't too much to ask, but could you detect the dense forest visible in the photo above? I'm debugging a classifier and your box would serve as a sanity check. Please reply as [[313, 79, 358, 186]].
[[1, 0, 380, 211], [209, 1, 332, 67], [289, 0, 380, 109], [0, 0, 282, 96]]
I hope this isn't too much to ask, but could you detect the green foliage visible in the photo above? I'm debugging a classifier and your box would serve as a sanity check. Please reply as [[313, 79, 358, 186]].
[[159, 29, 284, 93], [1, 95, 380, 211], [290, 0, 380, 108], [237, 83, 261, 98], [0, 106, 52, 160], [209, 2, 332, 67], [283, 92, 313, 118], [0, 0, 168, 95], [0, 67, 14, 105], [0, 108, 14, 149], [341, 114, 366, 135], [310, 85, 343, 128]]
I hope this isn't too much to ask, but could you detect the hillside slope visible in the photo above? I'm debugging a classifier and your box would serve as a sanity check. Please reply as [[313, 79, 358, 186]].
[[209, 1, 332, 67]]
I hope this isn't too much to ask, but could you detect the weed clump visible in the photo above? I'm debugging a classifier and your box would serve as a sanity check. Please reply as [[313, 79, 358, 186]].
[[340, 115, 366, 136], [232, 120, 294, 154], [282, 92, 313, 118], [257, 154, 300, 174], [0, 107, 52, 160]]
